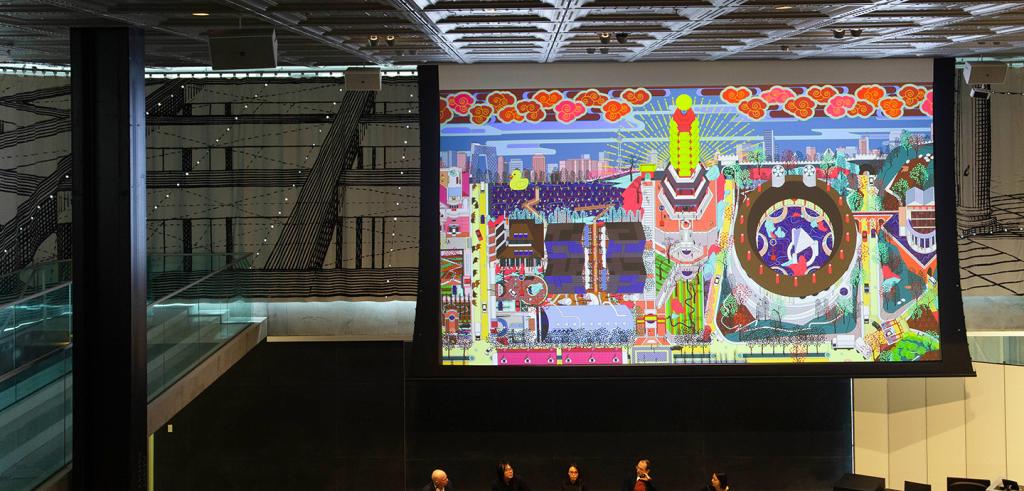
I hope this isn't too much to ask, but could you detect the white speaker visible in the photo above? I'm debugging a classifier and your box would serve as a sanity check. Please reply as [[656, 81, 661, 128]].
[[344, 67, 382, 91], [964, 61, 1007, 85], [208, 29, 278, 70]]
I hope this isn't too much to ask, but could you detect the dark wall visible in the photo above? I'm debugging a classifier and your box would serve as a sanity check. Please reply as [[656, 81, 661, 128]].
[[155, 342, 852, 491]]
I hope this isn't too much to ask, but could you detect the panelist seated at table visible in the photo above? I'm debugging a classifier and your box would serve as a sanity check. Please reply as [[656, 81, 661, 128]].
[[492, 460, 531, 491], [621, 459, 657, 491], [560, 463, 587, 491], [697, 472, 730, 491], [422, 469, 454, 491]]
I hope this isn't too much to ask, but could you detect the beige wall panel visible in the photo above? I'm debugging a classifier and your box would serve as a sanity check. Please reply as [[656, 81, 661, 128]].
[[1006, 365, 1024, 480], [965, 363, 1007, 482], [926, 377, 967, 488], [888, 378, 929, 489], [855, 378, 890, 481]]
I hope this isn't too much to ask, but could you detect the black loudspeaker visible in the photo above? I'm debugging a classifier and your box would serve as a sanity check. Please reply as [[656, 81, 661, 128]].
[[904, 481, 931, 491], [834, 473, 885, 491], [947, 477, 990, 491], [208, 28, 278, 70]]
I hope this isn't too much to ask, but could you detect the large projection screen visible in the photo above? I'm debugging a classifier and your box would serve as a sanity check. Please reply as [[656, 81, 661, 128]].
[[415, 59, 973, 377]]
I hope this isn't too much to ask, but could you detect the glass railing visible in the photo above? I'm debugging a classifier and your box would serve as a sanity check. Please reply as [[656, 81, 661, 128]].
[[967, 331, 1024, 366], [146, 253, 262, 401], [0, 274, 72, 491], [0, 253, 264, 490]]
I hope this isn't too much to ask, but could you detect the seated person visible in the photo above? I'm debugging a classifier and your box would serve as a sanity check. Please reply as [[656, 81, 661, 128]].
[[561, 463, 587, 491], [493, 460, 531, 491], [422, 469, 453, 491], [698, 472, 729, 491], [621, 459, 657, 491]]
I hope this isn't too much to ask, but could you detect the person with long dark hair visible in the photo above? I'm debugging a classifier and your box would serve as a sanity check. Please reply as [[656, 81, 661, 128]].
[[700, 472, 729, 491], [492, 460, 531, 491], [560, 463, 587, 491]]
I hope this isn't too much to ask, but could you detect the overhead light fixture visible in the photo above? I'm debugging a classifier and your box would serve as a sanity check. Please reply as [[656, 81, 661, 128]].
[[599, 32, 611, 44], [615, 32, 629, 44], [832, 29, 845, 39], [850, 28, 863, 37], [970, 87, 991, 100], [587, 47, 596, 54], [776, 5, 793, 9], [600, 47, 609, 54], [368, 35, 379, 47], [192, 12, 210, 16], [386, 35, 396, 47]]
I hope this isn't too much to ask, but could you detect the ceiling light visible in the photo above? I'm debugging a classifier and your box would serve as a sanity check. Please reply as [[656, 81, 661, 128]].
[[600, 47, 609, 54], [615, 32, 629, 44], [599, 32, 611, 44], [832, 29, 845, 39], [192, 12, 210, 16], [776, 5, 792, 9], [850, 28, 863, 37], [970, 87, 991, 100], [386, 34, 396, 47], [368, 35, 379, 47], [587, 47, 596, 54]]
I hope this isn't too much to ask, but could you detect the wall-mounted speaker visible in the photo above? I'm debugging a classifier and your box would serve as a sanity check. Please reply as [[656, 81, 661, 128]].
[[834, 473, 885, 491], [208, 28, 278, 70], [344, 67, 382, 91], [964, 61, 1007, 85]]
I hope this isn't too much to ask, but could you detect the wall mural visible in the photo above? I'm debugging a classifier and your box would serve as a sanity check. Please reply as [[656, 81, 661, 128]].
[[440, 82, 940, 366]]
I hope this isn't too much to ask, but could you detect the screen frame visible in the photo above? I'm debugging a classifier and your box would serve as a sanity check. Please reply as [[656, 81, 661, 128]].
[[411, 60, 975, 379]]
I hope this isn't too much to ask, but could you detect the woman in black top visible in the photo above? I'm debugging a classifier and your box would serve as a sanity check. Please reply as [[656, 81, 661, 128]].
[[492, 460, 531, 491], [701, 472, 729, 491], [561, 463, 587, 491]]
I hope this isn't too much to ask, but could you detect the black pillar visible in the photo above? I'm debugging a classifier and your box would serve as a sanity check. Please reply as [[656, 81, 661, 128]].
[[71, 27, 148, 490]]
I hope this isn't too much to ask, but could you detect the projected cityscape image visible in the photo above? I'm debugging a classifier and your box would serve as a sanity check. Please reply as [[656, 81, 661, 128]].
[[439, 82, 939, 366]]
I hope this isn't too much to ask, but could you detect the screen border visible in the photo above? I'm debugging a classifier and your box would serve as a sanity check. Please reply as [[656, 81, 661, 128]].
[[411, 60, 975, 379]]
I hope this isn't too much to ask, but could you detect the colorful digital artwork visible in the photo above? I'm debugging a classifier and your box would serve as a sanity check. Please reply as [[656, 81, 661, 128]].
[[439, 81, 940, 366]]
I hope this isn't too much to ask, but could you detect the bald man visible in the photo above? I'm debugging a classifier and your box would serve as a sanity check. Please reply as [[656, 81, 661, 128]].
[[422, 469, 454, 491]]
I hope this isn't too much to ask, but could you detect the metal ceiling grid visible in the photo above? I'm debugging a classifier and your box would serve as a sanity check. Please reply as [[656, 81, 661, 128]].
[[2, 0, 1024, 66]]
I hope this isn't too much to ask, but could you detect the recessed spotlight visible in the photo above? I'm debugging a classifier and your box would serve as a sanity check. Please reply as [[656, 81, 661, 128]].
[[368, 35, 379, 47], [192, 12, 210, 16], [386, 34, 396, 47], [599, 32, 611, 44], [600, 47, 609, 54], [587, 47, 596, 54], [615, 32, 629, 44], [832, 29, 845, 39], [850, 28, 863, 37]]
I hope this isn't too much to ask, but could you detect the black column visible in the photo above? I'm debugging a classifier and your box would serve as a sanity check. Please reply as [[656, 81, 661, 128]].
[[71, 27, 148, 490]]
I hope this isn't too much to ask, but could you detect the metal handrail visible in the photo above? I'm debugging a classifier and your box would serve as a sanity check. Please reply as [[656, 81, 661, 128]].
[[147, 252, 253, 307], [0, 259, 71, 306], [0, 343, 70, 392], [0, 280, 72, 312]]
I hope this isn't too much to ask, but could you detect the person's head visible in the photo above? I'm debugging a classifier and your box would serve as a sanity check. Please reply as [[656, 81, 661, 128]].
[[496, 460, 514, 482], [711, 472, 729, 490], [567, 463, 580, 483], [635, 459, 651, 478], [431, 469, 448, 488]]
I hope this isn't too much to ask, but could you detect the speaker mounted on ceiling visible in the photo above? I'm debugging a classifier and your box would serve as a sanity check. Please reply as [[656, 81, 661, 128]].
[[964, 61, 1007, 85], [344, 67, 382, 91], [208, 28, 278, 70]]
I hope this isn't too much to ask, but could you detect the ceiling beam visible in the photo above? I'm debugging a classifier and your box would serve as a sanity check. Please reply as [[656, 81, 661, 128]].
[[624, 0, 749, 61], [378, 0, 466, 63], [809, 2, 1024, 59], [709, 0, 912, 60]]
